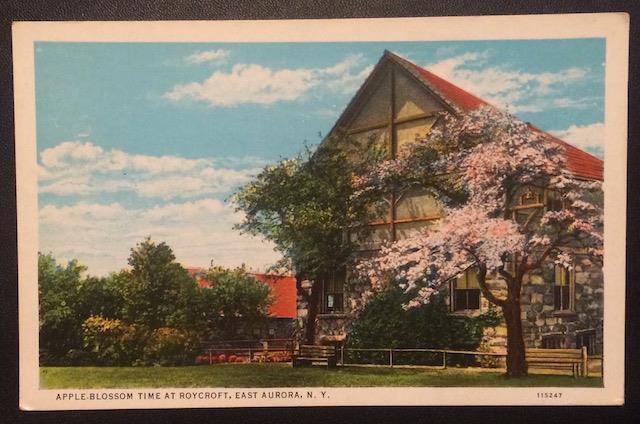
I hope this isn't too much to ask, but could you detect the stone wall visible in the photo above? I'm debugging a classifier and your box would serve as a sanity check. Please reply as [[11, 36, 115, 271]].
[[519, 256, 603, 353], [478, 256, 604, 354], [315, 314, 351, 346], [297, 257, 603, 354]]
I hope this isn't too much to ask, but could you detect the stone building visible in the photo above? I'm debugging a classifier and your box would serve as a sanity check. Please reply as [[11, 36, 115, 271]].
[[297, 50, 604, 355]]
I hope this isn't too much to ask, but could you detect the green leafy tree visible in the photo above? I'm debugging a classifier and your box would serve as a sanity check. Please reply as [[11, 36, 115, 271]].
[[76, 274, 126, 321], [120, 238, 206, 332], [203, 266, 273, 340], [38, 253, 86, 364], [233, 137, 376, 343]]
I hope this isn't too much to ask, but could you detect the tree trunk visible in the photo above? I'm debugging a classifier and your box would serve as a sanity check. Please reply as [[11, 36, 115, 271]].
[[296, 277, 321, 345], [503, 300, 528, 377]]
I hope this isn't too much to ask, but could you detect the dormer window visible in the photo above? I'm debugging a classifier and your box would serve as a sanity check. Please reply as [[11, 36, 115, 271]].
[[513, 187, 543, 226], [520, 188, 541, 205]]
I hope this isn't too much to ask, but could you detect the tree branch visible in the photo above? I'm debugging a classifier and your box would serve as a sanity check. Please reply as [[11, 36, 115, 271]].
[[477, 263, 507, 307], [524, 233, 571, 272]]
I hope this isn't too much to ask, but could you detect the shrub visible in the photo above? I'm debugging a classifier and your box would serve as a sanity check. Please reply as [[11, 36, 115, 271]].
[[347, 285, 500, 366], [82, 316, 146, 365], [142, 327, 199, 366], [477, 339, 502, 368]]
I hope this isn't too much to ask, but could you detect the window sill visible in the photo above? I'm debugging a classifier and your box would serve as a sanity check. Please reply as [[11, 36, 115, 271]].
[[317, 313, 349, 319], [552, 310, 577, 318], [448, 310, 482, 318]]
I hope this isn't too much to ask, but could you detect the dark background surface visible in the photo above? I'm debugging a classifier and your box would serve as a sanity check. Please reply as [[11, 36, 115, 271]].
[[0, 1, 638, 423]]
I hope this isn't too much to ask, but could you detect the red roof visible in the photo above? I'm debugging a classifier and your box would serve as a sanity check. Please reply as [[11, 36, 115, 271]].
[[185, 266, 205, 276], [416, 67, 490, 112], [196, 278, 213, 289], [190, 267, 297, 318], [388, 51, 603, 181], [253, 273, 297, 319], [185, 267, 213, 288]]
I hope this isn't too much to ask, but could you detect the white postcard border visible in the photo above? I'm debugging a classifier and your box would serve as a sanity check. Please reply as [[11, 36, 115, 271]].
[[13, 13, 629, 410]]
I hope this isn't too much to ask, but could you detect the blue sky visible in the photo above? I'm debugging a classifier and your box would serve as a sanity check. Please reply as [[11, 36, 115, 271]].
[[35, 39, 606, 275]]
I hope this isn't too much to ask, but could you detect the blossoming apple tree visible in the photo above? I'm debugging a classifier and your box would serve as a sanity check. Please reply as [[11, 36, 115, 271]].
[[354, 107, 603, 377]]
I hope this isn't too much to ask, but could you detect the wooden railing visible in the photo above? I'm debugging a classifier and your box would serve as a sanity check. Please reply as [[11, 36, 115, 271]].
[[198, 341, 600, 376], [338, 346, 596, 377], [339, 347, 505, 369]]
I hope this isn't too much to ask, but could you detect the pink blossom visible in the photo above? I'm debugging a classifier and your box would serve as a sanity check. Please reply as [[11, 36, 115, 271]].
[[354, 107, 603, 309]]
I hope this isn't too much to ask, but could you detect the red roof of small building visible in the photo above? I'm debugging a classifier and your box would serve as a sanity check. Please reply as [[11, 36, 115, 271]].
[[188, 267, 297, 319], [387, 51, 604, 181], [185, 267, 212, 288], [253, 273, 297, 319]]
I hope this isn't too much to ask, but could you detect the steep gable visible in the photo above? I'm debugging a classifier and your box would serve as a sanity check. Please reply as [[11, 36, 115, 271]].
[[330, 50, 603, 181]]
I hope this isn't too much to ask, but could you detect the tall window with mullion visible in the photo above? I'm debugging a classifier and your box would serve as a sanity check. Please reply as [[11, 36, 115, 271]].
[[321, 268, 345, 314], [553, 264, 574, 311], [452, 268, 481, 311]]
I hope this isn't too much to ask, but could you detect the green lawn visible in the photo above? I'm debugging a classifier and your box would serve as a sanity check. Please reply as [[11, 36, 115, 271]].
[[40, 363, 603, 389]]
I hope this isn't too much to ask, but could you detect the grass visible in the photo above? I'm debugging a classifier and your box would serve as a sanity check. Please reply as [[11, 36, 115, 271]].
[[40, 363, 603, 389]]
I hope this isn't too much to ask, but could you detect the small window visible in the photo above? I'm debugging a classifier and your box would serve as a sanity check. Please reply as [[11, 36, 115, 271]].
[[545, 189, 564, 212], [452, 268, 481, 311], [541, 333, 566, 349], [576, 329, 597, 355], [512, 187, 544, 226], [520, 188, 541, 206], [553, 265, 574, 311]]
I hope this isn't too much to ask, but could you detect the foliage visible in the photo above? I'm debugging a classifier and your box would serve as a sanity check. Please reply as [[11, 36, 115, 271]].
[[477, 340, 501, 368], [357, 108, 602, 298], [82, 316, 147, 366], [355, 107, 603, 376], [232, 136, 377, 280], [142, 327, 201, 366], [76, 275, 126, 321], [39, 253, 86, 364], [203, 266, 273, 340], [40, 238, 256, 366], [233, 136, 380, 343], [120, 238, 206, 332], [347, 285, 500, 365]]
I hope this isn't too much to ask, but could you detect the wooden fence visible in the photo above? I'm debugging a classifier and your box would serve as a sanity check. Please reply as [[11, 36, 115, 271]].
[[339, 347, 505, 369], [198, 341, 601, 376]]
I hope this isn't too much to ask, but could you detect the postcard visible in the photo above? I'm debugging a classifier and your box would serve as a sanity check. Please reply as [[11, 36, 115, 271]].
[[13, 14, 628, 410]]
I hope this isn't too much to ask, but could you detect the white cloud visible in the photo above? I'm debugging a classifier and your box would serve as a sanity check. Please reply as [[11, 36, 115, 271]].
[[184, 49, 230, 65], [324, 64, 374, 95], [39, 141, 264, 199], [550, 122, 604, 158], [424, 52, 590, 113], [164, 64, 316, 106], [163, 55, 372, 107], [40, 199, 283, 276]]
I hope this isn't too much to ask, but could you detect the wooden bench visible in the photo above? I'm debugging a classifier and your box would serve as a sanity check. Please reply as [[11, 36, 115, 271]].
[[526, 347, 588, 377], [292, 345, 337, 369]]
